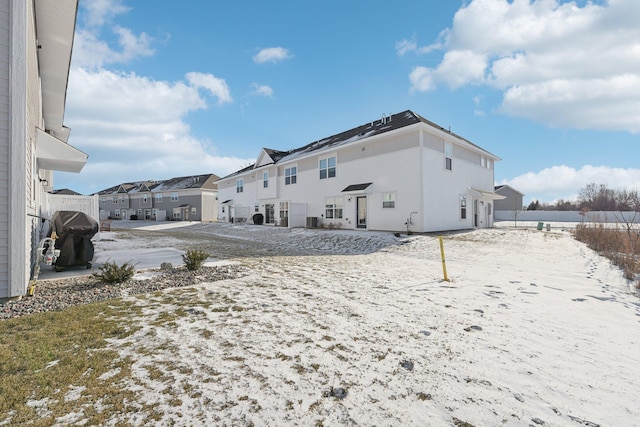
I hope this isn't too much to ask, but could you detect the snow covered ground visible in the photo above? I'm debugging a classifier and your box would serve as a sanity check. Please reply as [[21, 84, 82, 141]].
[[85, 224, 640, 425]]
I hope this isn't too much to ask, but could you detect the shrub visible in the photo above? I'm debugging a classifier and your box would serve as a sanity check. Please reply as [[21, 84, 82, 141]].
[[92, 260, 136, 284], [182, 249, 210, 271]]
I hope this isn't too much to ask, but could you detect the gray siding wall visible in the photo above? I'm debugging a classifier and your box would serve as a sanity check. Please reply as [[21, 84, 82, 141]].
[[0, 0, 10, 297], [495, 187, 524, 211]]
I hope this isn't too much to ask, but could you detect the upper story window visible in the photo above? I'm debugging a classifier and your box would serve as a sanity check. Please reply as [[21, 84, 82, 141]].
[[285, 166, 297, 185], [155, 193, 163, 202], [171, 192, 179, 202], [319, 156, 336, 179], [120, 195, 126, 204], [142, 194, 148, 203], [263, 172, 269, 188], [445, 142, 453, 171], [101, 197, 106, 204], [236, 179, 244, 193], [112, 196, 118, 204], [382, 192, 396, 209]]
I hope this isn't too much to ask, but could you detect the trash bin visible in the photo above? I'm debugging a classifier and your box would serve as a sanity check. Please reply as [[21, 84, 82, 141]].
[[252, 213, 264, 225], [537, 221, 544, 231]]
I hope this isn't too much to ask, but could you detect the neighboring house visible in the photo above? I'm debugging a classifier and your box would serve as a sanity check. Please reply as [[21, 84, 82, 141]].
[[494, 185, 525, 212], [217, 110, 503, 233], [97, 174, 220, 222], [1, 1, 87, 299]]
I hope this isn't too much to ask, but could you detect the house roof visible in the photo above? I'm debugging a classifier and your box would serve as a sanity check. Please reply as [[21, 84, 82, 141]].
[[219, 110, 499, 181], [495, 185, 525, 196], [95, 173, 220, 195]]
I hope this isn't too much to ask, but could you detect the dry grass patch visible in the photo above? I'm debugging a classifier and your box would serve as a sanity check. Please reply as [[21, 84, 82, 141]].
[[0, 300, 145, 425]]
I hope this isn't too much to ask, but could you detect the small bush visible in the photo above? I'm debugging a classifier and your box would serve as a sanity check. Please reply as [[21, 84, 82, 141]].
[[182, 249, 210, 271], [93, 260, 136, 284]]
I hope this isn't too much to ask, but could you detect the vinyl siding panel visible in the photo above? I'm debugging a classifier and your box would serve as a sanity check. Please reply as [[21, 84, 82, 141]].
[[0, 0, 10, 297]]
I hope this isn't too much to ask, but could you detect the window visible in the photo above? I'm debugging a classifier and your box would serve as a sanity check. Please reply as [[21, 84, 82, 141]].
[[255, 204, 259, 212], [460, 195, 467, 220], [114, 210, 120, 218], [120, 195, 126, 204], [280, 201, 289, 218], [112, 196, 118, 204], [445, 142, 453, 171], [263, 172, 269, 188], [382, 192, 396, 209], [101, 198, 106, 204], [171, 192, 179, 202], [191, 207, 197, 215], [325, 197, 343, 219], [319, 156, 336, 179], [236, 179, 244, 193], [155, 193, 162, 202], [481, 156, 486, 167], [142, 194, 148, 203], [285, 166, 297, 185]]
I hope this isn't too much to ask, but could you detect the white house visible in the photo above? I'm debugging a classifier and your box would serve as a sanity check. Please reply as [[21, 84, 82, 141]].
[[1, 1, 86, 299], [217, 110, 503, 233]]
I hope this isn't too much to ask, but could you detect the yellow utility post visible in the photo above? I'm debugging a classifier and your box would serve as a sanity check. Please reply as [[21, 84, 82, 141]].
[[439, 236, 449, 282]]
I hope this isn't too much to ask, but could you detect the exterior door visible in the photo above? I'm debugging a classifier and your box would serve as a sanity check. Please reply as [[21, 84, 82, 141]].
[[265, 204, 275, 224], [356, 196, 367, 229], [473, 199, 479, 227]]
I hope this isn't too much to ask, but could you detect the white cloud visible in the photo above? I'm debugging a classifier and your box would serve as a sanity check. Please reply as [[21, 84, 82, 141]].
[[404, 0, 640, 133], [82, 0, 130, 28], [186, 72, 233, 105], [63, 68, 250, 193], [499, 164, 640, 203], [253, 47, 293, 64], [250, 83, 274, 98]]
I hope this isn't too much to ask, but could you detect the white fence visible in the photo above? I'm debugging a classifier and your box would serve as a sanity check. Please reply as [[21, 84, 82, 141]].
[[496, 210, 640, 224], [44, 194, 100, 226]]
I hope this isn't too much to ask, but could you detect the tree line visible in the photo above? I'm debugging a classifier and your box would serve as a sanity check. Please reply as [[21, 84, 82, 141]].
[[527, 183, 640, 211]]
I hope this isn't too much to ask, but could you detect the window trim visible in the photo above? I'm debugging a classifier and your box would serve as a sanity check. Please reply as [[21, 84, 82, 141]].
[[319, 156, 337, 180], [263, 171, 269, 188], [236, 179, 244, 193], [325, 196, 344, 219], [285, 166, 297, 185], [445, 142, 453, 171], [382, 192, 396, 209]]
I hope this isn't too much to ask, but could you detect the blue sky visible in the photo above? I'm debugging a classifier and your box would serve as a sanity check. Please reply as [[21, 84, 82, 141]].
[[57, 0, 640, 204]]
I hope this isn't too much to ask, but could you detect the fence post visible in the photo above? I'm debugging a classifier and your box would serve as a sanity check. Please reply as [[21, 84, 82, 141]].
[[439, 236, 449, 282]]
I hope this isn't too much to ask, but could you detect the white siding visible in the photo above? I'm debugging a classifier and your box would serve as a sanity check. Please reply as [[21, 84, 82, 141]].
[[0, 0, 9, 297]]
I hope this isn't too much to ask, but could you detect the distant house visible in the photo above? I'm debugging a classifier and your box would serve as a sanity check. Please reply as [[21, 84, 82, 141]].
[[494, 185, 525, 212], [1, 1, 87, 299], [97, 174, 220, 222], [217, 110, 503, 232]]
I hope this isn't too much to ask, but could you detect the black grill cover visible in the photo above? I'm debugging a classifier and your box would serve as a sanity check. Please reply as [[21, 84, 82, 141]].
[[49, 211, 99, 267]]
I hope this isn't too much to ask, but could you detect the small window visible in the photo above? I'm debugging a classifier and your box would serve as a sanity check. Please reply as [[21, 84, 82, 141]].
[[155, 193, 162, 202], [113, 196, 118, 204], [285, 167, 297, 185], [445, 142, 453, 171], [191, 207, 197, 215], [319, 156, 336, 179], [101, 198, 106, 204], [382, 193, 396, 209], [481, 156, 486, 167], [460, 195, 467, 220], [325, 197, 343, 219], [263, 172, 269, 188], [142, 194, 148, 203], [255, 204, 259, 212], [236, 179, 244, 193], [120, 195, 126, 204], [171, 192, 179, 202]]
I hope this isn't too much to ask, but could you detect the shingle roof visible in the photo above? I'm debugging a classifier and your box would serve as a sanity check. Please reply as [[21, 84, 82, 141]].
[[219, 110, 497, 180], [95, 173, 220, 195]]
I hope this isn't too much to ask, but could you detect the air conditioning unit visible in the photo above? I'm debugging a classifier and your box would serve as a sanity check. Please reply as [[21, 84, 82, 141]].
[[306, 217, 318, 228]]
